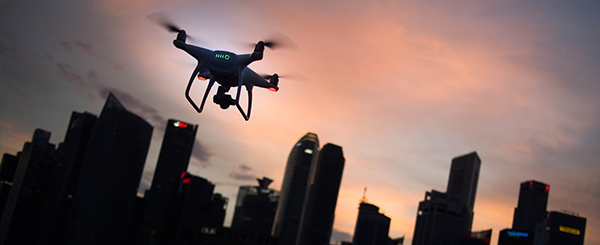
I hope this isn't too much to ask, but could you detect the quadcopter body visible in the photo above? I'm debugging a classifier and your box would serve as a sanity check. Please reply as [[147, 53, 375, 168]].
[[173, 30, 279, 121]]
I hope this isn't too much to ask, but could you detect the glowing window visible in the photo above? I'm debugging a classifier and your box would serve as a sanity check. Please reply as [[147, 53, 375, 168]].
[[559, 226, 581, 235]]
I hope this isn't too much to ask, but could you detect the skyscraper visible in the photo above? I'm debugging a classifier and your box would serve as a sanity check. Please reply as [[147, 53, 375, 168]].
[[297, 143, 345, 245], [0, 154, 18, 221], [512, 180, 550, 232], [533, 211, 586, 245], [65, 93, 153, 245], [272, 133, 320, 245], [0, 129, 59, 245], [352, 201, 392, 245], [446, 152, 481, 211], [232, 177, 280, 235], [139, 119, 197, 245], [37, 111, 98, 245], [412, 152, 481, 245]]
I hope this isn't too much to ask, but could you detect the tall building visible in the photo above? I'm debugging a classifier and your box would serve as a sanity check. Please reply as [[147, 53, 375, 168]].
[[37, 111, 98, 245], [352, 201, 392, 245], [232, 177, 280, 235], [412, 152, 481, 245], [65, 93, 153, 245], [0, 129, 59, 245], [163, 173, 221, 244], [139, 119, 197, 245], [513, 180, 550, 232], [272, 133, 320, 245], [297, 143, 345, 245], [0, 154, 19, 221], [446, 152, 481, 211], [533, 211, 586, 245]]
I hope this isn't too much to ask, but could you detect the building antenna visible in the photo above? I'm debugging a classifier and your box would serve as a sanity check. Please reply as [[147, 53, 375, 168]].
[[360, 187, 368, 203]]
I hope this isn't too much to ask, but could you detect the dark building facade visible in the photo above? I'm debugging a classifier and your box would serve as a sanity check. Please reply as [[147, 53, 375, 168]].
[[37, 111, 98, 245], [352, 201, 391, 245], [534, 211, 586, 245], [272, 133, 320, 245], [232, 178, 280, 235], [297, 143, 345, 245], [513, 180, 550, 232], [498, 229, 533, 245], [0, 154, 18, 221], [412, 152, 481, 245], [139, 119, 197, 245], [0, 129, 59, 245], [65, 93, 153, 245]]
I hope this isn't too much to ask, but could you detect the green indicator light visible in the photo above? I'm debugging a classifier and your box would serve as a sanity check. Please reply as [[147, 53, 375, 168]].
[[215, 54, 231, 60]]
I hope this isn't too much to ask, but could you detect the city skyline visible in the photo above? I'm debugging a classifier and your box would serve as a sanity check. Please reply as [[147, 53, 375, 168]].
[[1, 1, 599, 245]]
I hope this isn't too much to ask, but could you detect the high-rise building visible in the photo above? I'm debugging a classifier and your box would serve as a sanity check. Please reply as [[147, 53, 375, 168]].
[[232, 177, 280, 235], [163, 173, 220, 244], [297, 143, 345, 245], [446, 152, 481, 211], [513, 180, 550, 232], [65, 93, 153, 245], [412, 152, 481, 245], [533, 211, 586, 245], [37, 111, 98, 245], [272, 133, 320, 245], [352, 201, 392, 245], [0, 129, 59, 245], [139, 119, 197, 245], [0, 154, 19, 221]]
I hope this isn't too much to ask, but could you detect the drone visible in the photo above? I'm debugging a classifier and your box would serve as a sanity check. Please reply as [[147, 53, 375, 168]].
[[154, 17, 284, 121]]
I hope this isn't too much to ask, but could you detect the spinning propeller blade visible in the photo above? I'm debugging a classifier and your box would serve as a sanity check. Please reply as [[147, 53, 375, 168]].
[[146, 12, 198, 41]]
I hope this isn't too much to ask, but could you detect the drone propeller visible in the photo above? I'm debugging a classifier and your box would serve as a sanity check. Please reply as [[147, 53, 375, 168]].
[[244, 31, 298, 50], [260, 72, 308, 82], [146, 12, 197, 41]]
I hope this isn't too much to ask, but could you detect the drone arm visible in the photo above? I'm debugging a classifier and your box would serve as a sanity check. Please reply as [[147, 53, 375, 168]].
[[235, 85, 253, 121], [185, 65, 203, 113]]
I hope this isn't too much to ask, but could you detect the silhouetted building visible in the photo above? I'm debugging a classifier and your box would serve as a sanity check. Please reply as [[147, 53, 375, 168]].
[[196, 227, 277, 245], [533, 211, 586, 245], [352, 201, 391, 245], [36, 111, 98, 245], [412, 152, 481, 245], [272, 133, 320, 245], [164, 172, 223, 244], [513, 180, 549, 232], [462, 229, 492, 245], [65, 93, 153, 245], [498, 229, 533, 245], [139, 119, 197, 245], [297, 143, 345, 245], [0, 129, 60, 245], [446, 151, 480, 229], [232, 177, 280, 235], [0, 154, 18, 221]]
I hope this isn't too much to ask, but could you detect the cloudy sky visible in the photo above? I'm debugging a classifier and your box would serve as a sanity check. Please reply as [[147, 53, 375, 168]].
[[1, 0, 598, 244]]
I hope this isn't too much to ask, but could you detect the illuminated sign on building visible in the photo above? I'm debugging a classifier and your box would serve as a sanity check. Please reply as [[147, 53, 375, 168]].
[[173, 121, 188, 128], [507, 231, 529, 238], [559, 225, 581, 235], [201, 227, 217, 235]]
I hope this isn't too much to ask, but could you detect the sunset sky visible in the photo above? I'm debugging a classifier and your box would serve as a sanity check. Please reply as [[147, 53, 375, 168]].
[[1, 0, 599, 244]]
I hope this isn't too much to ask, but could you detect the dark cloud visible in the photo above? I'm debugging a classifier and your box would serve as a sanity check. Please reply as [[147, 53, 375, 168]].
[[239, 164, 252, 172], [191, 138, 212, 162], [59, 41, 73, 52], [229, 172, 256, 181], [330, 228, 352, 243], [56, 63, 85, 87], [87, 70, 97, 80], [75, 41, 93, 53], [98, 87, 166, 127]]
